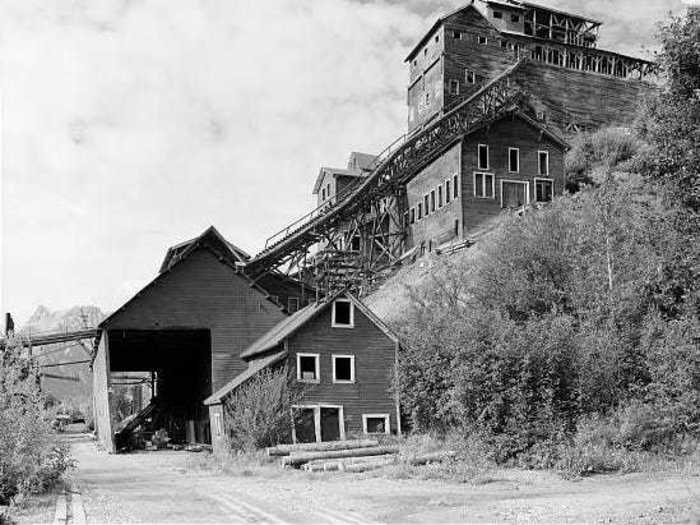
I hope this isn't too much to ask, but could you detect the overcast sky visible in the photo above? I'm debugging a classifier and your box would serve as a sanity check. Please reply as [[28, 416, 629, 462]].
[[0, 0, 688, 326]]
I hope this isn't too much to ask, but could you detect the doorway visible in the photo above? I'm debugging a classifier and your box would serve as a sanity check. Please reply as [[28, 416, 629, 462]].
[[501, 180, 529, 209], [292, 405, 345, 443]]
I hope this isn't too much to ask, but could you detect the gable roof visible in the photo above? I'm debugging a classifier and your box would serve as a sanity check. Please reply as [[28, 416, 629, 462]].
[[347, 152, 378, 171], [240, 292, 399, 360], [203, 292, 400, 405], [160, 225, 249, 273], [99, 226, 285, 330], [204, 350, 287, 406], [312, 166, 366, 195]]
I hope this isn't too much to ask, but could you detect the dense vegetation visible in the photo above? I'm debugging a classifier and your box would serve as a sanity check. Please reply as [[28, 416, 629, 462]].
[[393, 13, 699, 475], [0, 341, 73, 510]]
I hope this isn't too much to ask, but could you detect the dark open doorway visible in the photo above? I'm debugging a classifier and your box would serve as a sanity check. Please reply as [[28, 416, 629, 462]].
[[320, 407, 340, 442]]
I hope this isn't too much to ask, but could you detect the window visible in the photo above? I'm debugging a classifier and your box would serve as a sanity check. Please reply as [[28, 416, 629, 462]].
[[332, 355, 355, 383], [430, 190, 436, 212], [500, 39, 508, 48], [478, 144, 489, 169], [423, 48, 427, 56], [413, 59, 417, 67], [297, 353, 320, 383], [508, 148, 520, 173], [212, 413, 222, 437], [410, 207, 415, 224], [465, 70, 475, 84], [362, 414, 390, 435], [417, 202, 422, 220], [449, 79, 460, 95], [288, 297, 300, 313], [511, 14, 520, 22], [438, 186, 443, 208], [270, 295, 279, 304], [535, 178, 554, 202], [424, 194, 429, 215], [445, 180, 451, 203], [321, 188, 326, 201], [350, 235, 361, 252], [452, 30, 462, 39], [536, 110, 547, 121], [493, 10, 502, 19], [453, 174, 459, 198], [435, 35, 439, 43], [332, 299, 354, 328], [474, 172, 495, 198], [454, 219, 460, 236], [478, 35, 488, 45], [501, 180, 529, 208], [424, 92, 430, 105], [327, 183, 331, 197], [538, 151, 549, 175]]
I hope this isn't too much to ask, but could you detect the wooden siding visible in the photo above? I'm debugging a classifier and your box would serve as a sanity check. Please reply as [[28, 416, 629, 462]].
[[104, 248, 287, 391], [286, 302, 397, 437], [406, 142, 462, 250], [92, 331, 115, 452], [461, 116, 565, 234]]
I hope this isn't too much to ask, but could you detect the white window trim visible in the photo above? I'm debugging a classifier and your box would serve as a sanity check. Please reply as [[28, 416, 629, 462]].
[[473, 172, 495, 199], [331, 299, 354, 328], [500, 179, 530, 209], [332, 354, 355, 384], [477, 144, 489, 170], [534, 177, 555, 202], [292, 404, 346, 443], [296, 353, 320, 383], [362, 413, 391, 435], [538, 150, 550, 176], [508, 147, 520, 173], [478, 35, 488, 45]]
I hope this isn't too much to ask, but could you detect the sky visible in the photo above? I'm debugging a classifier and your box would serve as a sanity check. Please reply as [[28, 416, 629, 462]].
[[0, 0, 689, 326]]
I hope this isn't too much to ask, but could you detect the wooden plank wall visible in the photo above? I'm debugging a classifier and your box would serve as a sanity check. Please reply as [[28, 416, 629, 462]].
[[286, 303, 397, 436], [104, 249, 288, 391], [92, 331, 115, 452]]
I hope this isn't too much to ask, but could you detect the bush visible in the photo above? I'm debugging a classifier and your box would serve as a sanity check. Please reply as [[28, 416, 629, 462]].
[[0, 341, 74, 505], [222, 366, 302, 452]]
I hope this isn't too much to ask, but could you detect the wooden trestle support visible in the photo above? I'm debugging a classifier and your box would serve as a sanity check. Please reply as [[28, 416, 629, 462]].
[[245, 62, 530, 298]]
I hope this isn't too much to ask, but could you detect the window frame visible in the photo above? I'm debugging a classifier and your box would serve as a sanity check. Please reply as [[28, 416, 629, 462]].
[[424, 194, 430, 216], [473, 172, 495, 199], [534, 177, 555, 203], [477, 143, 489, 170], [331, 299, 354, 328], [287, 296, 300, 313], [453, 174, 459, 198], [430, 190, 436, 212], [332, 354, 356, 384], [362, 414, 391, 435], [452, 30, 462, 40], [296, 353, 320, 383], [478, 35, 488, 45], [417, 202, 422, 220], [493, 10, 503, 19], [465, 70, 475, 84], [449, 79, 460, 95], [511, 14, 520, 22], [508, 147, 520, 173], [410, 207, 415, 224], [499, 179, 530, 209], [538, 150, 550, 176], [438, 185, 443, 208], [445, 179, 451, 203]]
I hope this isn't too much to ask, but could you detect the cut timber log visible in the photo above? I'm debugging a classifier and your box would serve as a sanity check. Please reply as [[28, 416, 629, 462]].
[[407, 450, 457, 466], [267, 439, 379, 457], [282, 446, 399, 468], [302, 454, 397, 473]]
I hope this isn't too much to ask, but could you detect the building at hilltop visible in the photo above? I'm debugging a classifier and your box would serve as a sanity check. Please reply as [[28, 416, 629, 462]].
[[405, 0, 657, 136]]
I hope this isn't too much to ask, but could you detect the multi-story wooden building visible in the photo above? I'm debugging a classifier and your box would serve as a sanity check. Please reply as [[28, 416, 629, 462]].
[[205, 292, 400, 454], [406, 0, 656, 136]]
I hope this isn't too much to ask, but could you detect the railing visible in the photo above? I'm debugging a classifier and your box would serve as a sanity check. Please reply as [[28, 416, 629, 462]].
[[254, 62, 526, 265]]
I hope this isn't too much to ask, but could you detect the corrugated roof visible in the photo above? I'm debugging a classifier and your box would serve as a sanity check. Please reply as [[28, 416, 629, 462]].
[[239, 300, 327, 359], [204, 350, 287, 405]]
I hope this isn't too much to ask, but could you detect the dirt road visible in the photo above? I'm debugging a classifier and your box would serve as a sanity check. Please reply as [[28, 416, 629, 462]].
[[48, 434, 700, 524]]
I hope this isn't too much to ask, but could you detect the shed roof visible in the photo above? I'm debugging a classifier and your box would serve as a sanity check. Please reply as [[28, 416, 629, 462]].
[[204, 350, 287, 406]]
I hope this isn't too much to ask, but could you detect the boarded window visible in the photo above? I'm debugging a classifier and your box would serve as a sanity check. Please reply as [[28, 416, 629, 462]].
[[538, 151, 549, 175], [288, 297, 300, 313], [536, 179, 553, 202], [333, 356, 354, 382], [508, 148, 519, 172], [332, 300, 353, 327], [478, 144, 489, 169], [297, 354, 319, 382], [502, 181, 527, 208]]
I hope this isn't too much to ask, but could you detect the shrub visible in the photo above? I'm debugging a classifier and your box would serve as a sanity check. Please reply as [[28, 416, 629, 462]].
[[0, 341, 74, 505], [222, 366, 302, 452]]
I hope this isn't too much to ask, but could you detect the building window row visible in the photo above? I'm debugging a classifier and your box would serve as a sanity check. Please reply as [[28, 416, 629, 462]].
[[477, 144, 549, 176], [410, 174, 460, 225], [451, 30, 489, 46], [296, 353, 356, 384]]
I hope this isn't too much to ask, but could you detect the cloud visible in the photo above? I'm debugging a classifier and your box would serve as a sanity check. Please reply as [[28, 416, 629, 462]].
[[0, 0, 685, 324]]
